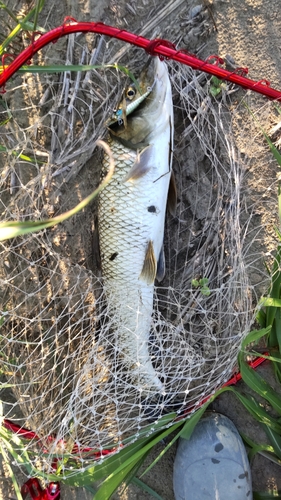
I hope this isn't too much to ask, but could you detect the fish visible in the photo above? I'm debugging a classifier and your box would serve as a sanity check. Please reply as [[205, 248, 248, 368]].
[[98, 57, 175, 394]]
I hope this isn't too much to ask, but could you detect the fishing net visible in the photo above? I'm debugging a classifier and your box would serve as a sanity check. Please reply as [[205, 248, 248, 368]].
[[0, 21, 279, 473]]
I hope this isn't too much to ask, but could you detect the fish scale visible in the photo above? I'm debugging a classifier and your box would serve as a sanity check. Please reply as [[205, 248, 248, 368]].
[[98, 58, 174, 394]]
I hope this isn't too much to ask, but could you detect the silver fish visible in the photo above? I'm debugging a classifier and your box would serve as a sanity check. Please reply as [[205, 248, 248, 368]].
[[98, 58, 175, 394]]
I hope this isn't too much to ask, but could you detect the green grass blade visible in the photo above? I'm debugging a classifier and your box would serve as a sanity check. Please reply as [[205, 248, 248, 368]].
[[253, 492, 281, 499], [0, 426, 35, 477], [255, 451, 281, 466], [140, 427, 182, 478], [93, 455, 147, 500], [132, 478, 164, 500], [64, 435, 159, 487], [32, 0, 45, 34], [65, 421, 183, 487], [241, 433, 281, 465], [117, 413, 177, 447], [3, 64, 110, 74], [179, 405, 207, 440], [118, 450, 151, 495], [241, 327, 271, 350], [84, 485, 98, 495], [239, 355, 281, 415], [246, 351, 281, 364], [0, 2, 19, 22], [140, 407, 208, 478], [215, 387, 281, 432], [0, 140, 114, 241], [0, 0, 46, 56], [263, 425, 281, 460], [256, 308, 267, 328], [64, 413, 176, 487], [272, 362, 281, 384], [0, 144, 44, 163], [278, 182, 281, 227], [0, 442, 23, 500], [261, 298, 281, 308]]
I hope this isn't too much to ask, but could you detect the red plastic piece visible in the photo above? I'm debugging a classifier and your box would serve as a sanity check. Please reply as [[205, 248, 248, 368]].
[[205, 54, 225, 66], [62, 16, 79, 25], [146, 38, 176, 60], [256, 79, 270, 87], [21, 478, 60, 500], [233, 66, 249, 77]]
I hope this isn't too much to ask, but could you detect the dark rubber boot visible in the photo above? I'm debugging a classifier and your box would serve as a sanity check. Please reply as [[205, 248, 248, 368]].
[[173, 413, 252, 499]]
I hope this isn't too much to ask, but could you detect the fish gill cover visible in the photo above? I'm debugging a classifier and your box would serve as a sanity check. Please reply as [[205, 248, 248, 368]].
[[0, 3, 279, 475]]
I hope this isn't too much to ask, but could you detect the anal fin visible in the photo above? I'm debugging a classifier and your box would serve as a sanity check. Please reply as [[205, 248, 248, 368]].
[[139, 240, 157, 284]]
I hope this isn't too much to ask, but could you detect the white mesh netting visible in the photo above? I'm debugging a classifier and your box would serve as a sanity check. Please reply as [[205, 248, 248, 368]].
[[0, 31, 279, 471]]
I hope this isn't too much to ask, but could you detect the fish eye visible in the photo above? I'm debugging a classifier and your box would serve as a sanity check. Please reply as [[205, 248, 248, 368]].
[[126, 87, 136, 100]]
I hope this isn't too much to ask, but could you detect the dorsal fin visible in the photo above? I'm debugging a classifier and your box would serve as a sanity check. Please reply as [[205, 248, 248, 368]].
[[139, 240, 157, 284]]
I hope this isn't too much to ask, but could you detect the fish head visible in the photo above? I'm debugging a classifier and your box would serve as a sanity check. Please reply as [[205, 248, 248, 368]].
[[107, 57, 172, 146]]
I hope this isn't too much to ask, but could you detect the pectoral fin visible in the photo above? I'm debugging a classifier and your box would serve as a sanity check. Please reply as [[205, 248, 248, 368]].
[[139, 240, 157, 284], [123, 146, 153, 182], [156, 244, 165, 282], [167, 170, 177, 216]]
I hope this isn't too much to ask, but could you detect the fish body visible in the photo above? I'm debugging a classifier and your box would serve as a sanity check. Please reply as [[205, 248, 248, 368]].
[[98, 58, 174, 394]]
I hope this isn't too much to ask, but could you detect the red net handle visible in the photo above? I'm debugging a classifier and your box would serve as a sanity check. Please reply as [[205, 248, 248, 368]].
[[1, 18, 281, 100]]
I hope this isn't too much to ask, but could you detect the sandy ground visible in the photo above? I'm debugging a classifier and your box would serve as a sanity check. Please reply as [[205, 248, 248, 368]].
[[1, 0, 281, 498]]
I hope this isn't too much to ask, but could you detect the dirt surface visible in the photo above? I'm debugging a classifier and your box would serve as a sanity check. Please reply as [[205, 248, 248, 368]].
[[1, 0, 281, 499]]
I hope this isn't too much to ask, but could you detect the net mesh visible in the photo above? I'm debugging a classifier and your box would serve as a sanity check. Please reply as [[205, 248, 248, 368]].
[[0, 30, 279, 472]]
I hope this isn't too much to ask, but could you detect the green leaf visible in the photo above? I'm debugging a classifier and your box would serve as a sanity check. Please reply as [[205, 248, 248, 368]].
[[273, 362, 281, 384], [0, 0, 45, 56], [0, 442, 23, 500], [84, 485, 97, 494], [179, 405, 207, 440], [241, 327, 271, 350], [256, 308, 267, 328], [241, 433, 281, 466], [216, 387, 281, 433], [140, 427, 183, 477], [65, 420, 183, 487], [94, 450, 152, 500], [209, 85, 222, 97], [191, 279, 199, 287], [246, 351, 281, 364], [32, 0, 45, 34], [253, 492, 281, 499], [239, 355, 281, 415], [0, 426, 36, 478], [199, 278, 209, 286], [0, 141, 115, 241], [263, 425, 281, 460], [132, 477, 164, 499], [0, 144, 41, 163], [261, 298, 281, 308]]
